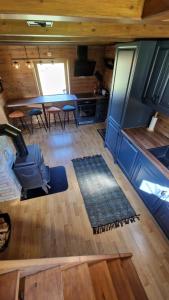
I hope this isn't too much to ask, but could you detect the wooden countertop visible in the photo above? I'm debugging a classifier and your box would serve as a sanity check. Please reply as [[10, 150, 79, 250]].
[[6, 94, 77, 108], [122, 128, 169, 179], [75, 93, 107, 101]]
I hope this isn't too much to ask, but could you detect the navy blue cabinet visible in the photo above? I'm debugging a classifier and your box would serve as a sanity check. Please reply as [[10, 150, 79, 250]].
[[117, 134, 138, 179], [105, 118, 119, 158], [143, 41, 169, 116], [154, 202, 169, 239], [105, 41, 156, 160]]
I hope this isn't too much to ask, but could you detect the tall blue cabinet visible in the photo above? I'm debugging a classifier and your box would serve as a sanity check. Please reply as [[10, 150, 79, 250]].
[[105, 41, 156, 159]]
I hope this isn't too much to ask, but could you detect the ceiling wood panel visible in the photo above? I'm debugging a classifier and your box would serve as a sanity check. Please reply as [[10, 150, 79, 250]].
[[1, 21, 169, 39], [0, 0, 144, 20], [143, 0, 169, 20]]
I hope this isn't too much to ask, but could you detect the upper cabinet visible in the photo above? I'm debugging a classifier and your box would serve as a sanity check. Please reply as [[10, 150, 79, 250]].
[[143, 41, 169, 115], [105, 41, 156, 159]]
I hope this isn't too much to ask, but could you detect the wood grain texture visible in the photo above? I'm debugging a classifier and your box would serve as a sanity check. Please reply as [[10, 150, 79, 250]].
[[2, 21, 169, 39], [0, 271, 20, 300], [108, 258, 135, 299], [24, 267, 63, 300], [155, 113, 169, 139], [123, 127, 169, 179], [0, 123, 169, 300], [142, 0, 169, 20], [0, 0, 144, 19], [89, 260, 118, 300], [0, 45, 105, 100], [62, 263, 96, 300], [121, 258, 148, 300]]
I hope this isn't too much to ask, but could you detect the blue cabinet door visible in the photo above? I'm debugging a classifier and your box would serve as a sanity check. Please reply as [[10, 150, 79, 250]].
[[154, 202, 169, 239], [105, 119, 119, 159], [117, 135, 138, 179], [132, 155, 169, 214], [108, 45, 138, 126]]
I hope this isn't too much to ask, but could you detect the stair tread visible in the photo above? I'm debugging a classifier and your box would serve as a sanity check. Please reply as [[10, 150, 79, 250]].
[[62, 262, 96, 300], [121, 258, 148, 300], [0, 271, 20, 300], [24, 267, 63, 300], [108, 258, 136, 300], [89, 260, 119, 300]]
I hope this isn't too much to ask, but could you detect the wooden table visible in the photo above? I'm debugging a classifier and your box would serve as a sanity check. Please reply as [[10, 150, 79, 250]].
[[6, 94, 77, 128]]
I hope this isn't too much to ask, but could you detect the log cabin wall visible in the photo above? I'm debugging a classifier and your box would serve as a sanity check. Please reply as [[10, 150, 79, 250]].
[[0, 45, 109, 101], [103, 45, 115, 92]]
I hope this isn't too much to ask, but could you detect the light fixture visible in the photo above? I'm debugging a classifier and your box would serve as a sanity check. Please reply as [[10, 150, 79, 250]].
[[12, 61, 20, 69], [24, 46, 32, 69]]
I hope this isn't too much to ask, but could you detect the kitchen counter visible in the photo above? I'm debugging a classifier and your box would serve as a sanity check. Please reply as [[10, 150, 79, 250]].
[[75, 93, 107, 101], [123, 128, 169, 179]]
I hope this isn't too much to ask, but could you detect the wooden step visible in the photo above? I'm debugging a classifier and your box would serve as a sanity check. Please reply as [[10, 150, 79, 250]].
[[62, 262, 96, 300], [107, 258, 135, 300], [0, 271, 20, 300], [121, 258, 148, 300], [24, 267, 63, 300], [89, 260, 119, 300]]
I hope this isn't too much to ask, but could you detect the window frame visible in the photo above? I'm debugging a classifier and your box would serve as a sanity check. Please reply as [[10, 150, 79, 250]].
[[34, 59, 70, 96]]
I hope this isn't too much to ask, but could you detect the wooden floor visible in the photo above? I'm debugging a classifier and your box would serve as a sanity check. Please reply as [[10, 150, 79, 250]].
[[0, 123, 169, 300]]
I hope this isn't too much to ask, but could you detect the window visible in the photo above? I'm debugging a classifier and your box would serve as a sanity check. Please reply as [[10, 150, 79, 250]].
[[36, 61, 69, 95]]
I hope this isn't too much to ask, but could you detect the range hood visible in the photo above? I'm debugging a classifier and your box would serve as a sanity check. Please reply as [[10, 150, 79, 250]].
[[74, 46, 96, 77]]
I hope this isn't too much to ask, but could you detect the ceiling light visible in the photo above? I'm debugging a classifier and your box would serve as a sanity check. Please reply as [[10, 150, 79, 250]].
[[12, 61, 20, 69], [26, 61, 32, 69]]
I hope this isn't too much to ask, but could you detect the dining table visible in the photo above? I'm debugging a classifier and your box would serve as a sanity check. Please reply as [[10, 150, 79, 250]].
[[6, 94, 77, 128]]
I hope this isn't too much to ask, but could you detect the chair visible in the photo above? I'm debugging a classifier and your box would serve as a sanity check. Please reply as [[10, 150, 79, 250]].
[[62, 105, 78, 129], [27, 108, 47, 133], [8, 110, 30, 133], [46, 106, 63, 130]]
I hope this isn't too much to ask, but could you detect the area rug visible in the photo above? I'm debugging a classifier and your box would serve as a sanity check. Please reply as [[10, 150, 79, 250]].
[[97, 128, 106, 141], [72, 155, 140, 234], [21, 166, 68, 200]]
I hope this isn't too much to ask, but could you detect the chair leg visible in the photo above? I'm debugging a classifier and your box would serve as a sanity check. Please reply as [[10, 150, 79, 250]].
[[23, 118, 31, 134], [36, 115, 41, 128], [40, 114, 47, 132], [58, 112, 63, 129], [73, 111, 78, 127], [48, 113, 51, 131], [30, 116, 34, 134], [63, 111, 67, 129], [19, 117, 25, 130], [54, 113, 57, 126]]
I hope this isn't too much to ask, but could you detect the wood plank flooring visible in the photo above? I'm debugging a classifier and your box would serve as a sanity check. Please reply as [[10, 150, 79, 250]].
[[0, 123, 169, 300]]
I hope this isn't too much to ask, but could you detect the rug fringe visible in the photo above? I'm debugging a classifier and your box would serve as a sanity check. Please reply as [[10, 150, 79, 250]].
[[93, 214, 140, 234]]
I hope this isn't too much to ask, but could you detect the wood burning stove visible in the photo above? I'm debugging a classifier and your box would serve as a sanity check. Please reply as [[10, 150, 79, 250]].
[[0, 124, 50, 199]]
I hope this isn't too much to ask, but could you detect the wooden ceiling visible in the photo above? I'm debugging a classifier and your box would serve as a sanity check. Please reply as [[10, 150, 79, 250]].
[[0, 0, 169, 45]]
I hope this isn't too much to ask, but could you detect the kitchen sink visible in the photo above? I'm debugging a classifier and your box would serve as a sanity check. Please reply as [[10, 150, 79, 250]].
[[149, 145, 169, 169]]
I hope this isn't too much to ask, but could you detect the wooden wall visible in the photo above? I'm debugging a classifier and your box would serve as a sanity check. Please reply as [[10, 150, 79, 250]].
[[0, 45, 110, 101], [103, 45, 115, 92], [0, 92, 8, 123]]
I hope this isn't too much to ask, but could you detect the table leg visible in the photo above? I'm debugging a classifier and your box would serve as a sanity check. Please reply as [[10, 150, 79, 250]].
[[42, 103, 48, 128]]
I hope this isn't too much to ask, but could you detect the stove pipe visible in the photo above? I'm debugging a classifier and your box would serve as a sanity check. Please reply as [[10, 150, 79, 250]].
[[0, 124, 28, 157]]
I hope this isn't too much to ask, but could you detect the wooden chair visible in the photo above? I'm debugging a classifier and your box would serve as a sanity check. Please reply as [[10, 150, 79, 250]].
[[8, 110, 30, 133], [46, 106, 63, 130]]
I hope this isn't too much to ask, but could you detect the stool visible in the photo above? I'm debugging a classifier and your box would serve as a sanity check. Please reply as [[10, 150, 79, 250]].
[[46, 106, 63, 130], [62, 105, 78, 129], [28, 108, 47, 133], [8, 110, 30, 133]]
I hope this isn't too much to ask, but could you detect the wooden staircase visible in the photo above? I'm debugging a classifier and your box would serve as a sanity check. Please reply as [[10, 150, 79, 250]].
[[0, 253, 148, 300]]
